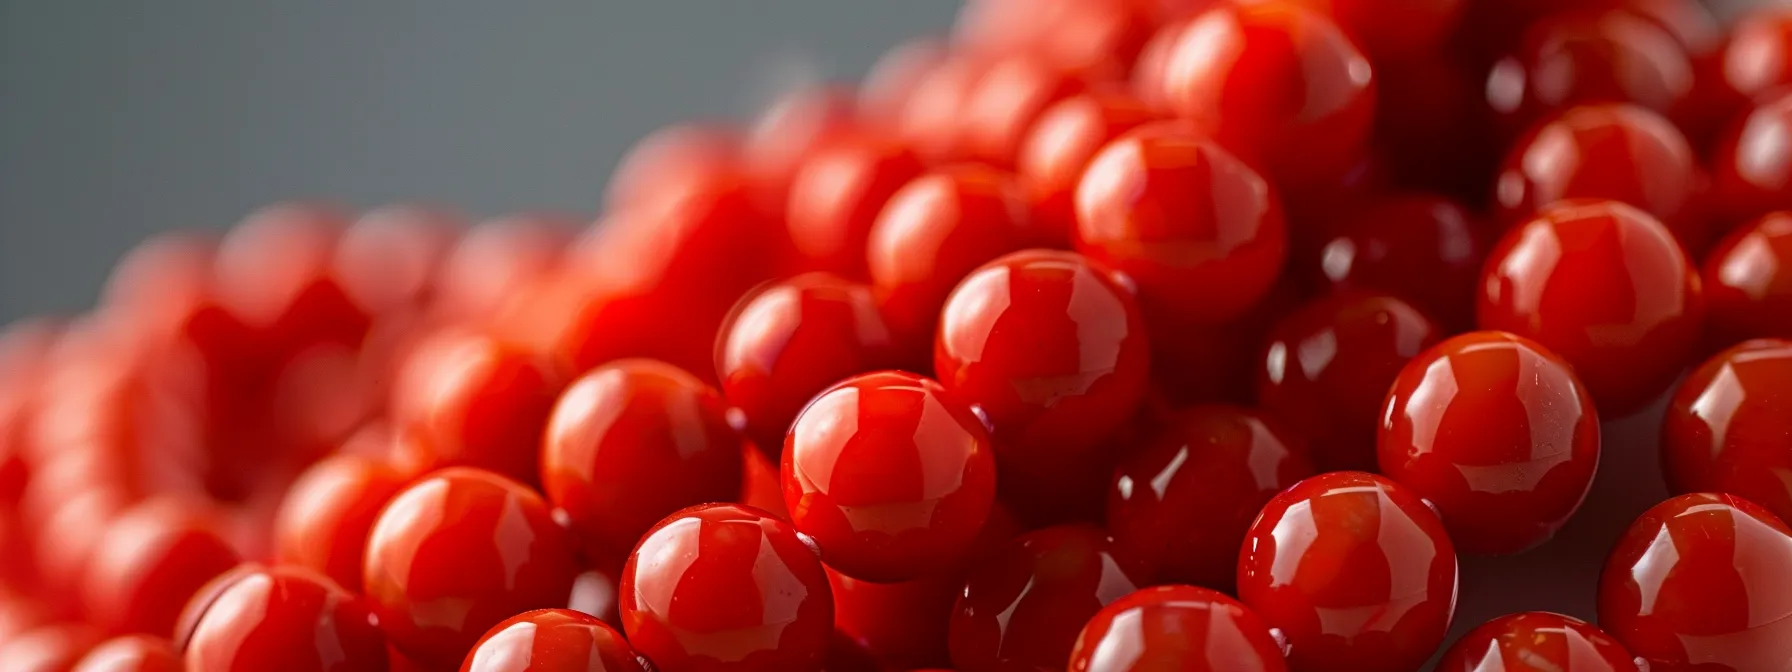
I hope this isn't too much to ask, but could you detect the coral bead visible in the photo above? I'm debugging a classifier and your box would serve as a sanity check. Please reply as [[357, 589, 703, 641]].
[[1718, 8, 1792, 107], [1107, 405, 1316, 590], [462, 609, 645, 672], [181, 566, 388, 672], [1477, 200, 1704, 417], [0, 624, 101, 672], [71, 635, 182, 672], [362, 468, 580, 667], [1703, 213, 1792, 346], [1484, 9, 1695, 134], [79, 498, 241, 636], [785, 132, 927, 278], [1237, 471, 1458, 672], [949, 525, 1143, 672], [1067, 584, 1289, 672], [1598, 493, 1792, 670], [1436, 612, 1635, 672], [391, 330, 563, 484], [783, 371, 997, 583], [1017, 91, 1160, 247], [1379, 331, 1602, 554], [1074, 122, 1287, 326], [1711, 91, 1792, 224], [274, 454, 414, 592], [1313, 195, 1488, 330], [541, 359, 744, 563], [1662, 339, 1792, 526], [1274, 0, 1464, 59], [955, 55, 1087, 168], [620, 503, 833, 672]]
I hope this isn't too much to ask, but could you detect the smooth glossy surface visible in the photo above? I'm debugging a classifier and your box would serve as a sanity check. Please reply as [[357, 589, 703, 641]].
[[1484, 9, 1694, 134], [0, 623, 101, 672], [786, 131, 927, 278], [362, 468, 580, 667], [1276, 0, 1463, 58], [1017, 91, 1159, 247], [1237, 471, 1459, 672], [333, 204, 462, 316], [1067, 584, 1289, 672], [1703, 213, 1792, 346], [1107, 406, 1315, 590], [392, 329, 562, 484], [182, 566, 388, 672], [71, 635, 182, 672], [935, 249, 1150, 523], [1662, 340, 1792, 525], [783, 371, 997, 583], [949, 525, 1143, 672], [1436, 612, 1634, 672], [1712, 91, 1792, 224], [956, 54, 1087, 168], [434, 214, 573, 325], [1144, 3, 1377, 187], [213, 203, 371, 358], [1477, 200, 1704, 417], [1379, 331, 1601, 554], [1258, 293, 1441, 472], [1314, 195, 1486, 330], [274, 454, 413, 592], [1598, 493, 1792, 670], [1074, 122, 1287, 326], [542, 359, 744, 563], [620, 503, 832, 672], [1718, 8, 1792, 107], [79, 498, 240, 636], [462, 609, 644, 672]]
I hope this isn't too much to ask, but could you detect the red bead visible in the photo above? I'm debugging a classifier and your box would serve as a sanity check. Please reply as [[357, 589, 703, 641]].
[[70, 635, 181, 672], [896, 54, 993, 163], [955, 55, 1086, 168], [1016, 91, 1160, 247], [1278, 0, 1464, 59], [949, 525, 1143, 672], [1598, 493, 1792, 670], [1068, 584, 1289, 672], [1313, 195, 1488, 330], [1074, 122, 1287, 326], [462, 609, 645, 672], [1379, 331, 1602, 554], [213, 203, 372, 357], [362, 468, 579, 667], [181, 566, 387, 672], [433, 214, 574, 325], [1143, 3, 1376, 187], [744, 86, 860, 215], [934, 249, 1150, 523], [1717, 8, 1792, 109], [1237, 471, 1458, 672], [954, 0, 1153, 79], [868, 165, 1034, 348], [1108, 406, 1315, 590], [273, 454, 414, 593], [391, 329, 563, 484], [1257, 293, 1442, 472], [860, 38, 949, 125], [1662, 339, 1792, 526], [1436, 612, 1634, 672], [620, 503, 833, 672], [0, 623, 101, 672], [1703, 213, 1792, 346], [333, 204, 463, 317], [1477, 199, 1704, 417], [1150, 276, 1306, 407], [541, 358, 745, 563], [1484, 9, 1694, 135], [1711, 91, 1792, 225], [604, 124, 742, 211], [783, 371, 997, 582], [785, 132, 927, 278], [79, 498, 240, 636]]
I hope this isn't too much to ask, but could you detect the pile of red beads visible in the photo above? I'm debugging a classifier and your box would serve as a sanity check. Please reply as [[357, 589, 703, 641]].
[[3, 0, 1792, 670]]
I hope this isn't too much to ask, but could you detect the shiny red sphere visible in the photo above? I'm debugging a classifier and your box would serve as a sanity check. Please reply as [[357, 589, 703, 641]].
[[1257, 293, 1442, 472], [0, 623, 101, 672], [1703, 213, 1792, 346], [79, 498, 241, 636], [1313, 195, 1487, 330], [1662, 339, 1792, 526], [1599, 493, 1792, 670], [1718, 8, 1792, 107], [362, 468, 580, 667], [785, 131, 927, 278], [461, 609, 645, 672], [783, 371, 997, 583], [71, 635, 182, 672], [620, 503, 833, 672], [333, 204, 463, 317], [213, 203, 371, 358], [1067, 584, 1289, 672], [935, 249, 1150, 523], [1484, 9, 1695, 135], [1379, 331, 1602, 554], [181, 566, 387, 672], [1436, 612, 1635, 672], [1107, 405, 1315, 590], [1477, 199, 1705, 417], [1711, 91, 1792, 224], [955, 54, 1086, 168], [274, 454, 414, 593], [1237, 471, 1458, 672], [1280, 0, 1464, 59], [433, 214, 573, 325], [949, 525, 1144, 672], [391, 329, 563, 484], [541, 359, 744, 563], [1017, 90, 1160, 247], [1074, 122, 1287, 326]]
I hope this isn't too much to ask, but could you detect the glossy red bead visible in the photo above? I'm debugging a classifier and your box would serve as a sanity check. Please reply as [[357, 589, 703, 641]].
[[1074, 122, 1287, 326], [783, 371, 997, 583], [1257, 293, 1442, 472], [1494, 104, 1705, 251], [1662, 339, 1792, 526], [1379, 331, 1602, 554], [1237, 471, 1459, 672], [1484, 9, 1695, 135], [785, 131, 927, 278], [955, 55, 1086, 168], [433, 214, 574, 325], [1016, 91, 1160, 247], [391, 329, 562, 484], [1107, 405, 1315, 591], [1703, 213, 1792, 346], [1067, 584, 1289, 672], [1717, 8, 1792, 108], [362, 468, 580, 667], [934, 249, 1150, 522], [1436, 612, 1635, 672], [273, 453, 415, 593], [1477, 200, 1705, 417], [1275, 0, 1464, 59], [180, 566, 386, 672], [213, 203, 371, 357], [604, 123, 742, 211], [1711, 91, 1792, 225], [743, 86, 860, 213], [1313, 195, 1488, 330], [79, 498, 241, 636], [333, 204, 463, 317], [0, 623, 101, 672], [70, 635, 181, 672], [620, 503, 833, 672], [1598, 493, 1792, 670], [462, 609, 645, 672], [948, 525, 1144, 672], [1143, 2, 1376, 187], [542, 358, 745, 563]]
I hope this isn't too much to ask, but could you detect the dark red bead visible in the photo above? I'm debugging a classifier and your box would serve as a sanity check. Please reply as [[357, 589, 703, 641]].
[[948, 525, 1143, 672], [1703, 213, 1792, 347], [1484, 9, 1694, 135], [1068, 584, 1289, 672], [1281, 0, 1465, 59], [1711, 91, 1792, 225], [1716, 8, 1792, 110], [1436, 612, 1634, 672], [1016, 90, 1160, 247], [1662, 339, 1792, 526], [1313, 195, 1487, 330], [462, 609, 645, 672], [70, 635, 182, 672]]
